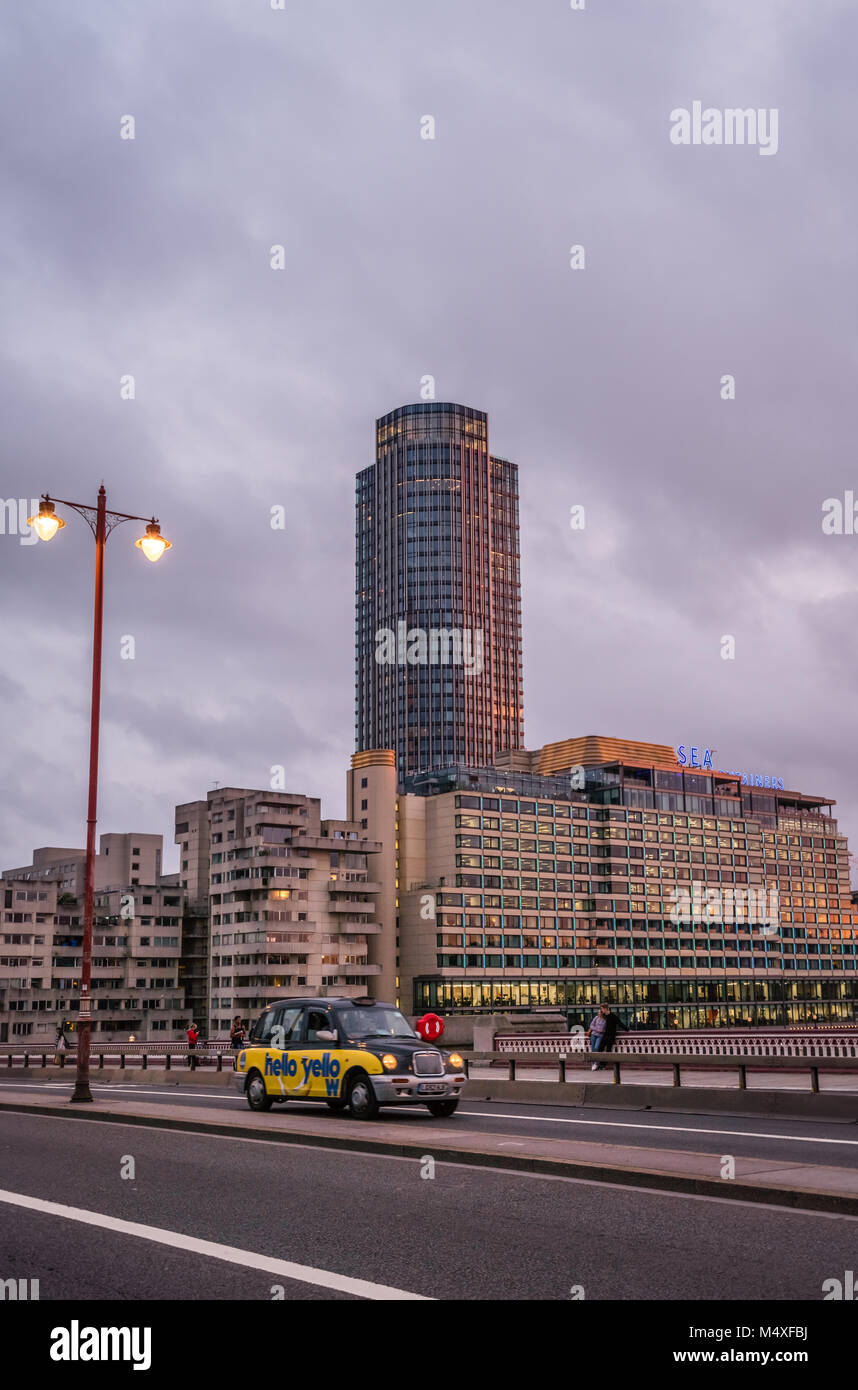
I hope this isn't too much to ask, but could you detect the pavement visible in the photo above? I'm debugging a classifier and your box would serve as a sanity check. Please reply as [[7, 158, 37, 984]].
[[3, 1076, 858, 1164]]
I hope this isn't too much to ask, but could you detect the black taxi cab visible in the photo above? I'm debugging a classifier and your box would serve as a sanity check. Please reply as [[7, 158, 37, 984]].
[[234, 997, 466, 1120]]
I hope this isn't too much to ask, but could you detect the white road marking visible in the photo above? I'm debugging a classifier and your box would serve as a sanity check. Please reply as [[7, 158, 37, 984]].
[[0, 1187, 431, 1300], [458, 1107, 858, 1147]]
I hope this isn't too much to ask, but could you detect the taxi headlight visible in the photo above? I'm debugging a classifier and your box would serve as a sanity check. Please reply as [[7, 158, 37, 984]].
[[382, 1053, 398, 1070], [448, 1052, 464, 1070]]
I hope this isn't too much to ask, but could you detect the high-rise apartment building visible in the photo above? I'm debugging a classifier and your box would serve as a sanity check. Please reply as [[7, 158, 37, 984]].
[[3, 834, 162, 899], [355, 402, 523, 778], [174, 788, 384, 1033], [0, 834, 184, 1043]]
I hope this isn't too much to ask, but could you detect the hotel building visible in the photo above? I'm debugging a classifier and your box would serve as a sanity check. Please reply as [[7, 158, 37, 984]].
[[351, 738, 858, 1029]]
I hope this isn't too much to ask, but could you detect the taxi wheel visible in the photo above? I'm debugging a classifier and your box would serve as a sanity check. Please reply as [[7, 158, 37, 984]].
[[426, 1100, 459, 1118], [346, 1072, 379, 1121], [246, 1070, 273, 1112]]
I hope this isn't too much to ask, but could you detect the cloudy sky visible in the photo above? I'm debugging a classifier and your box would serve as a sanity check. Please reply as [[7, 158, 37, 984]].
[[1, 0, 856, 877]]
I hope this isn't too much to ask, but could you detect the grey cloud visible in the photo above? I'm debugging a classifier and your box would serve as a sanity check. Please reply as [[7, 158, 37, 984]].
[[0, 0, 856, 872]]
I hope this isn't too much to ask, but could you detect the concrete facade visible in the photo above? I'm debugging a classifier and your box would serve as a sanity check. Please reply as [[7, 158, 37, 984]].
[[0, 836, 185, 1043], [4, 833, 162, 899], [346, 750, 398, 1004]]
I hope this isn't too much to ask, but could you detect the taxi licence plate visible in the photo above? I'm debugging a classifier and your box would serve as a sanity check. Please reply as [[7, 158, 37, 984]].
[[417, 1082, 446, 1094]]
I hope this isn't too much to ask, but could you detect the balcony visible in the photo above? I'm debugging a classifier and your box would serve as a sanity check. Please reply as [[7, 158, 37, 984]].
[[230, 923, 319, 939], [338, 921, 383, 934], [327, 899, 377, 913], [299, 836, 383, 853], [219, 869, 277, 887], [229, 944, 316, 963], [0, 986, 56, 1000], [256, 810, 307, 828], [230, 981, 307, 999], [234, 960, 318, 981]]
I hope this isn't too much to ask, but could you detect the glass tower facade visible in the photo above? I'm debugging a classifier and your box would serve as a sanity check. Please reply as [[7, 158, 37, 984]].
[[355, 402, 523, 777]]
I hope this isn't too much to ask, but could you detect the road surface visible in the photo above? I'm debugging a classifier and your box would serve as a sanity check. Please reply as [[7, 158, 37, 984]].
[[0, 1107, 855, 1301]]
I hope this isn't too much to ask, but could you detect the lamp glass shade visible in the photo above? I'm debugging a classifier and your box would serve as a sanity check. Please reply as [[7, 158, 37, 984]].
[[28, 509, 65, 542], [135, 523, 172, 562]]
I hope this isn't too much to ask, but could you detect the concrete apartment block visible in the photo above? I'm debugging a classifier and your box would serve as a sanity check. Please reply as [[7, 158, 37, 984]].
[[0, 835, 185, 1043], [175, 787, 384, 1035]]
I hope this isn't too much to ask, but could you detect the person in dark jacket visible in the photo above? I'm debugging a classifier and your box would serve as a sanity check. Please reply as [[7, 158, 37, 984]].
[[601, 1007, 628, 1053]]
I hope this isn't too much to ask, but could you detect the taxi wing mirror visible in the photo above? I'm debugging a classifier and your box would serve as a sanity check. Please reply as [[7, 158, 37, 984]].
[[316, 1029, 336, 1042]]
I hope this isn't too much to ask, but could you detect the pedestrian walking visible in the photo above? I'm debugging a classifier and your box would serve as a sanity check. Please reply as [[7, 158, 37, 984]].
[[586, 1003, 610, 1070], [187, 1022, 199, 1069], [230, 1015, 246, 1050], [53, 1021, 69, 1066]]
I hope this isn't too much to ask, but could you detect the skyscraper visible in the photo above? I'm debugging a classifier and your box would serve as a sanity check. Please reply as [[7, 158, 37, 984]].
[[355, 401, 523, 777]]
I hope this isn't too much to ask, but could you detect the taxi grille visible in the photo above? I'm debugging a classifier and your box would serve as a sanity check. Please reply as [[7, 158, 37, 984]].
[[413, 1051, 444, 1077]]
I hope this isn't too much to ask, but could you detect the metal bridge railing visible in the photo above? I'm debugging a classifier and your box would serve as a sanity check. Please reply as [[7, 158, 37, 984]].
[[493, 1030, 858, 1059], [467, 1049, 858, 1093], [0, 1043, 234, 1072]]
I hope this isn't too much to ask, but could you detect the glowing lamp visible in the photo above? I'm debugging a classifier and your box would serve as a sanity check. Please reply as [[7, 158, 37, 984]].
[[135, 521, 172, 562], [27, 499, 65, 542]]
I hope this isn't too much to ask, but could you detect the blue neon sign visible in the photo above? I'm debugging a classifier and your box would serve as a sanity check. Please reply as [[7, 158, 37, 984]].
[[676, 746, 784, 791], [676, 745, 713, 770], [722, 769, 785, 791]]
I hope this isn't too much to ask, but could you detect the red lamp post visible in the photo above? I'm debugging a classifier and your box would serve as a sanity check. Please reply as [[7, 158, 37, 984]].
[[28, 487, 172, 1103]]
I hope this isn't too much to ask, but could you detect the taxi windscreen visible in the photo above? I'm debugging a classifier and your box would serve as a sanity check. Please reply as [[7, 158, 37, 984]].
[[335, 1005, 416, 1040]]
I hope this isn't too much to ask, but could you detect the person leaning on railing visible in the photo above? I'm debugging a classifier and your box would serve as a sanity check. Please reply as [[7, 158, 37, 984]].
[[586, 1004, 628, 1071], [601, 1007, 628, 1052]]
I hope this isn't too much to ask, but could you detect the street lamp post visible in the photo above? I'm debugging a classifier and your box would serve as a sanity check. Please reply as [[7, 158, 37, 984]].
[[28, 487, 171, 1103]]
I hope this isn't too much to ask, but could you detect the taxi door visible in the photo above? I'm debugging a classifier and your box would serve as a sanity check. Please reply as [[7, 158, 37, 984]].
[[260, 1004, 303, 1099], [299, 1006, 342, 1100]]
